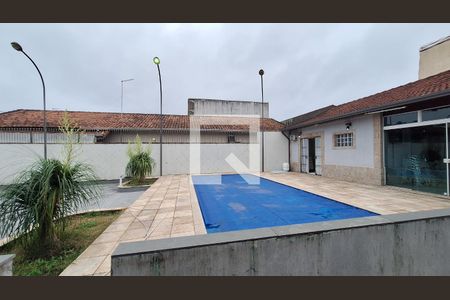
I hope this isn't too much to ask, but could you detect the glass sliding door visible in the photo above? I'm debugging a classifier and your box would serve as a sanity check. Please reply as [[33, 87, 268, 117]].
[[385, 124, 447, 195]]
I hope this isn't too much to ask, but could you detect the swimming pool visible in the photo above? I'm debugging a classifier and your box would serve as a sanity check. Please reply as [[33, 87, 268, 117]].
[[193, 174, 378, 233]]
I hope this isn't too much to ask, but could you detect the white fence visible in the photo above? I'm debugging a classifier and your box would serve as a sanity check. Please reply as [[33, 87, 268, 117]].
[[0, 131, 96, 144], [0, 132, 288, 184]]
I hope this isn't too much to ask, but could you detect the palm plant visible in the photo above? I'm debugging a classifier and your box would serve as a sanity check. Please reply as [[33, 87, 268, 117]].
[[125, 135, 155, 185], [0, 112, 100, 254]]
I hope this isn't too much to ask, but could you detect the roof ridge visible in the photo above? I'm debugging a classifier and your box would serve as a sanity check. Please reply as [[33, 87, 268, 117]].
[[1, 109, 191, 117], [329, 69, 450, 110], [188, 97, 265, 103], [0, 108, 282, 124], [0, 109, 279, 120], [0, 109, 24, 116]]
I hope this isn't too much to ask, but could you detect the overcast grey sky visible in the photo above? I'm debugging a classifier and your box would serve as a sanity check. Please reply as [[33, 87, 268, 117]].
[[1, 23, 449, 121]]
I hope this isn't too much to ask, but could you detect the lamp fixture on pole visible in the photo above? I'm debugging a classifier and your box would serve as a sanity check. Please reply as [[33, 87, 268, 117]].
[[11, 42, 48, 160], [259, 69, 265, 173], [153, 57, 163, 177]]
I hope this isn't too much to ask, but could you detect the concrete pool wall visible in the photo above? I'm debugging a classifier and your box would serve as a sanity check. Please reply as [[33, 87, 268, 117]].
[[111, 208, 450, 275]]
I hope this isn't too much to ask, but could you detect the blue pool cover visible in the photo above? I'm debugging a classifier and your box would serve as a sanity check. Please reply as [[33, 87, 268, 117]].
[[193, 174, 378, 233]]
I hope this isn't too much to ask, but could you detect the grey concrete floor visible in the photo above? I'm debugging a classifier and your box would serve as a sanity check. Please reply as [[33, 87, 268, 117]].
[[79, 181, 146, 212]]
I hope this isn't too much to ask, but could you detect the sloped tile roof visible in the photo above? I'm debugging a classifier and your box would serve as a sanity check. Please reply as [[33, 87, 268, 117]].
[[289, 69, 450, 128], [0, 110, 285, 132]]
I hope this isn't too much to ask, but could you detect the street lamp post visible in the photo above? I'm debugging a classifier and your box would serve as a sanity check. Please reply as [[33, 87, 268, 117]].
[[11, 42, 48, 160], [120, 78, 134, 143], [153, 57, 163, 177], [259, 69, 265, 173]]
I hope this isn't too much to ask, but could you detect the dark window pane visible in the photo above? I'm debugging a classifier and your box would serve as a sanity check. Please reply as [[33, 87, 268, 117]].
[[422, 106, 450, 121], [384, 124, 446, 195], [384, 112, 418, 126]]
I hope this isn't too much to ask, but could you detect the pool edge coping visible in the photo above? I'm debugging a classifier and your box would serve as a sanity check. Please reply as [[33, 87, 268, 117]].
[[112, 207, 450, 258]]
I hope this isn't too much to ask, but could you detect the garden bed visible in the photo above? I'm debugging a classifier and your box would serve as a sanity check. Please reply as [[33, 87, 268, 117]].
[[119, 177, 158, 190], [0, 210, 122, 276]]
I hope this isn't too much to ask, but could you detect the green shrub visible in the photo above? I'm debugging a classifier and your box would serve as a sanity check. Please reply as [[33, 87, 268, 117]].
[[125, 135, 155, 184]]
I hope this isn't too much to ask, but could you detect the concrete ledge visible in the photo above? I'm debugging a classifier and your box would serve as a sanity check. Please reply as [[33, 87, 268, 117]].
[[0, 254, 15, 276], [113, 208, 450, 256], [112, 208, 450, 275]]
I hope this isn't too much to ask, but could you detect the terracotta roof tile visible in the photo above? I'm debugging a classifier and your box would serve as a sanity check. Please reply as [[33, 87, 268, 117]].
[[0, 110, 284, 132], [292, 69, 450, 128]]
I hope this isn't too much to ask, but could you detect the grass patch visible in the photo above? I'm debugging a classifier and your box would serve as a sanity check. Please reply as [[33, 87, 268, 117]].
[[124, 177, 158, 186], [0, 210, 122, 276]]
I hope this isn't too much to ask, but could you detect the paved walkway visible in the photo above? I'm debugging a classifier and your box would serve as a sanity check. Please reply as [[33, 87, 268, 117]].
[[60, 175, 206, 276], [261, 172, 450, 215], [60, 172, 450, 276]]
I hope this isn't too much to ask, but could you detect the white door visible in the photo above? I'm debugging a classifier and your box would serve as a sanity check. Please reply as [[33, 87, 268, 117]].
[[315, 137, 322, 175], [301, 138, 308, 173], [290, 140, 300, 172]]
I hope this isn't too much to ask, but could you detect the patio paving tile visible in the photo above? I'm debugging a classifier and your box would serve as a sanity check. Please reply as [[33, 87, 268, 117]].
[[102, 222, 131, 233], [113, 216, 134, 224], [160, 202, 177, 208], [60, 256, 106, 276], [171, 231, 196, 237], [171, 223, 195, 234], [92, 231, 123, 244], [175, 205, 191, 210], [144, 202, 162, 209], [78, 242, 117, 259], [158, 207, 176, 213], [95, 256, 111, 274], [173, 216, 194, 225], [154, 212, 175, 219], [120, 228, 148, 241], [174, 210, 193, 217], [128, 219, 153, 230]]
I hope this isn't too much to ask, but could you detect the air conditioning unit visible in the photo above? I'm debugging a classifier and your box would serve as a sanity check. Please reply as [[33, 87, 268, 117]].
[[290, 135, 298, 141]]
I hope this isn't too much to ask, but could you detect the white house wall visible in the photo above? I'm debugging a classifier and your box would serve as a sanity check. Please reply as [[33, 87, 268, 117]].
[[302, 115, 375, 168], [259, 132, 290, 172], [295, 114, 383, 185], [289, 139, 300, 172]]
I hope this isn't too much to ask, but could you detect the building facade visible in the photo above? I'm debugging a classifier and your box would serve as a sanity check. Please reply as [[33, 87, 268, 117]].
[[285, 36, 450, 196]]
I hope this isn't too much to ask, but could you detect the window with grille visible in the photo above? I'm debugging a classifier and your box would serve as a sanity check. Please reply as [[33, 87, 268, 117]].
[[334, 132, 353, 147]]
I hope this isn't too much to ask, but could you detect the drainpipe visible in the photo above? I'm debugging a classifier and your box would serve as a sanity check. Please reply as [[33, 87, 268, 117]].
[[281, 130, 290, 170]]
